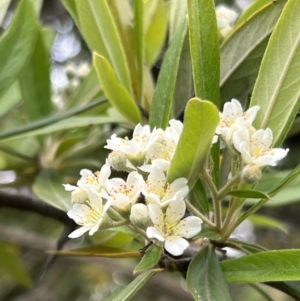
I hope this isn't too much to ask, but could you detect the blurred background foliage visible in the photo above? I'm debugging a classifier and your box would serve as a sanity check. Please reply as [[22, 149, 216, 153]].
[[0, 0, 299, 300]]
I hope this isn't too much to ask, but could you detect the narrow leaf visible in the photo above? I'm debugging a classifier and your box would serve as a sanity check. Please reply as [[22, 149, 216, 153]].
[[133, 0, 144, 102], [144, 0, 168, 66], [102, 270, 155, 301], [198, 226, 221, 240], [0, 242, 32, 287], [227, 190, 270, 200], [0, 98, 107, 141], [220, 0, 287, 104], [248, 214, 288, 233], [250, 0, 300, 146], [134, 245, 161, 274], [61, 0, 79, 26], [187, 0, 220, 107], [33, 169, 71, 211], [149, 18, 188, 129], [0, 82, 21, 118], [268, 163, 300, 197], [74, 0, 132, 95], [0, 0, 38, 97], [19, 28, 52, 121], [222, 250, 300, 283], [68, 67, 103, 107], [48, 245, 141, 258], [94, 54, 141, 124], [167, 98, 219, 187], [187, 245, 233, 301], [169, 0, 187, 41], [190, 179, 210, 216], [235, 0, 277, 27]]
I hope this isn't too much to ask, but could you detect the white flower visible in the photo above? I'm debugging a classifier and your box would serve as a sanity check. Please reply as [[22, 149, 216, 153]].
[[105, 171, 143, 211], [67, 190, 111, 238], [105, 124, 151, 167], [216, 99, 260, 143], [146, 199, 202, 256], [216, 5, 238, 37], [63, 163, 111, 202], [141, 119, 183, 172], [140, 167, 189, 206], [233, 127, 289, 167]]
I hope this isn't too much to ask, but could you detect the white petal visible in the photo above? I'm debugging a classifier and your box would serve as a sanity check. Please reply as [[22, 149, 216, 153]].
[[63, 184, 77, 191], [233, 127, 249, 152], [265, 148, 289, 161], [244, 106, 260, 126], [68, 226, 90, 238], [165, 199, 185, 223], [112, 193, 130, 207], [177, 216, 202, 239], [164, 237, 189, 256], [146, 227, 165, 242], [253, 156, 277, 167], [148, 203, 164, 225], [239, 141, 253, 164]]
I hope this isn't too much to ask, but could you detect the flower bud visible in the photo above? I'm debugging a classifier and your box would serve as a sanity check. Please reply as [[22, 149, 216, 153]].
[[241, 164, 262, 184], [130, 204, 150, 230], [71, 188, 88, 203], [108, 151, 130, 172]]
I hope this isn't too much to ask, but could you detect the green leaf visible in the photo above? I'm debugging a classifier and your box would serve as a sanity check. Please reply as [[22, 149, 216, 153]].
[[134, 245, 161, 274], [248, 214, 288, 233], [227, 240, 267, 255], [94, 54, 141, 124], [33, 169, 71, 211], [187, 0, 220, 107], [198, 225, 221, 240], [227, 190, 270, 200], [102, 270, 155, 301], [190, 179, 210, 216], [0, 0, 10, 25], [268, 163, 300, 197], [187, 245, 233, 301], [222, 250, 300, 283], [108, 0, 140, 102], [0, 242, 32, 287], [148, 17, 188, 129], [74, 0, 132, 95], [220, 0, 287, 104], [19, 28, 52, 121], [0, 0, 38, 97], [0, 82, 21, 118], [167, 98, 219, 187], [172, 34, 193, 118], [0, 97, 107, 142], [250, 0, 300, 146], [68, 68, 102, 107], [61, 0, 80, 26], [109, 226, 144, 243], [144, 0, 168, 66], [266, 281, 300, 300], [0, 116, 120, 142], [48, 245, 141, 258], [235, 0, 277, 27], [169, 0, 187, 41], [245, 168, 300, 206], [133, 0, 144, 102]]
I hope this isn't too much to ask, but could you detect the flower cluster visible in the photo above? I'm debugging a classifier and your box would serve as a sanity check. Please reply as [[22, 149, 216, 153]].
[[64, 99, 289, 256], [64, 120, 202, 256], [216, 99, 289, 183]]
